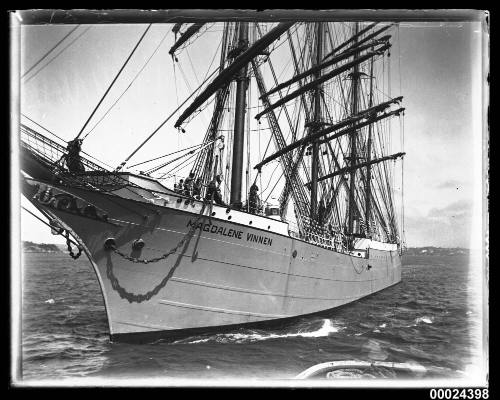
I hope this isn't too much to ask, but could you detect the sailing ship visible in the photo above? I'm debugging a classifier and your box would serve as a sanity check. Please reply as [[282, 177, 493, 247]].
[[20, 19, 406, 342]]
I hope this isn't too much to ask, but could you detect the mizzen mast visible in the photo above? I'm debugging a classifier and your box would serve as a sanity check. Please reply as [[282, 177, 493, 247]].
[[310, 22, 323, 220], [364, 47, 375, 237], [348, 22, 360, 235]]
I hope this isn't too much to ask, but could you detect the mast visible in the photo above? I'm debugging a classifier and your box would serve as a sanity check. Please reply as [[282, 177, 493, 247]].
[[310, 22, 323, 220], [310, 152, 405, 184], [365, 48, 375, 237], [230, 22, 249, 208], [348, 22, 360, 234]]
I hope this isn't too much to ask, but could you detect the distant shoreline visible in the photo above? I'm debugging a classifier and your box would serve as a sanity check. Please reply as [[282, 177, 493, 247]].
[[404, 247, 471, 256], [22, 241, 65, 253]]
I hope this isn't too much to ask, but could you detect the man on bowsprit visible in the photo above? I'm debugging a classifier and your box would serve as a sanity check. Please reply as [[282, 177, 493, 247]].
[[64, 139, 85, 173], [205, 175, 224, 205], [248, 184, 261, 215]]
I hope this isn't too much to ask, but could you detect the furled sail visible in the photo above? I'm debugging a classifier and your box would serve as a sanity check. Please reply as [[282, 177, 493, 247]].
[[322, 22, 378, 59], [306, 152, 406, 186], [254, 42, 391, 120], [263, 40, 389, 98], [254, 97, 403, 170], [174, 22, 294, 128], [169, 23, 205, 55], [322, 23, 393, 60], [315, 108, 405, 146]]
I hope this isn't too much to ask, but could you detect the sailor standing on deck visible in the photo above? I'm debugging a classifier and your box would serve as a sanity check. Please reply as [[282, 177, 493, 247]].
[[248, 184, 261, 214], [184, 172, 195, 196], [206, 175, 224, 205], [193, 177, 202, 199], [176, 179, 184, 194]]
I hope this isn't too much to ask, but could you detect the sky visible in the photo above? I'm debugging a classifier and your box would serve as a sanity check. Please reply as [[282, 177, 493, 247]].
[[14, 16, 487, 248]]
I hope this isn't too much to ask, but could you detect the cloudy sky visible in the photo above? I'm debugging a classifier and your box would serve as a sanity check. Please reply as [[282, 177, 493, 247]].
[[15, 16, 487, 248]]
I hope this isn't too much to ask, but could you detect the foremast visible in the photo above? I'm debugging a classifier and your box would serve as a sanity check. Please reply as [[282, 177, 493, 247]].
[[230, 22, 249, 208]]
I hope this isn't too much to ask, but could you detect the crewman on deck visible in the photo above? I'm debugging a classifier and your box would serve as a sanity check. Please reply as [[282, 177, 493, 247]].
[[248, 184, 261, 215], [318, 201, 326, 225], [206, 175, 224, 205], [193, 177, 202, 199], [184, 172, 195, 196], [176, 179, 184, 194]]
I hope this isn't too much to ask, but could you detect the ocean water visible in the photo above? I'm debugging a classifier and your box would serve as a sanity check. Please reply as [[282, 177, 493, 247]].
[[18, 252, 483, 383]]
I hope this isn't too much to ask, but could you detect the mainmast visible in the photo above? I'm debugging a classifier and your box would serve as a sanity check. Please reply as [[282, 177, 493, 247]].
[[348, 22, 360, 234], [310, 22, 323, 220], [365, 48, 375, 237], [230, 22, 249, 208]]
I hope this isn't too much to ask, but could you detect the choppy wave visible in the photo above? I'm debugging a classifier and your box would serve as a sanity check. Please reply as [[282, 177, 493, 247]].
[[415, 316, 433, 325]]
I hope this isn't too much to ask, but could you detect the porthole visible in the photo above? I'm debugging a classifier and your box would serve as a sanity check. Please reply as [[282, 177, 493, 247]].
[[211, 212, 216, 216], [249, 221, 252, 225], [292, 250, 297, 258], [228, 216, 232, 220], [176, 198, 182, 203], [267, 225, 271, 230], [226, 208, 231, 214]]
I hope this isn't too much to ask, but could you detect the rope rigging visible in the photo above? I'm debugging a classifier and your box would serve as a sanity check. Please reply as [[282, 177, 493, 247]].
[[82, 28, 172, 140], [129, 141, 212, 169], [142, 138, 219, 176], [22, 25, 80, 79], [23, 26, 92, 84], [114, 67, 219, 172], [157, 143, 207, 179], [75, 24, 152, 141]]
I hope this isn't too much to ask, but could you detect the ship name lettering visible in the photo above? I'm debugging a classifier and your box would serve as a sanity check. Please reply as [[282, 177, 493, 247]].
[[187, 220, 243, 240], [246, 233, 273, 247]]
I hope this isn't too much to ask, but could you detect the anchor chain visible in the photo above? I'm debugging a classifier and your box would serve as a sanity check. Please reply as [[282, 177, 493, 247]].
[[65, 231, 82, 259], [105, 201, 208, 303]]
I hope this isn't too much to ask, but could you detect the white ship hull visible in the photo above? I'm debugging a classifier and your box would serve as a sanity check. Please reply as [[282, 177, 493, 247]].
[[23, 176, 401, 342]]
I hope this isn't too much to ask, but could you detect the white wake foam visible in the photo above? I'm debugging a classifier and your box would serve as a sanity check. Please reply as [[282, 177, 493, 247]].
[[226, 319, 341, 342], [177, 319, 342, 344]]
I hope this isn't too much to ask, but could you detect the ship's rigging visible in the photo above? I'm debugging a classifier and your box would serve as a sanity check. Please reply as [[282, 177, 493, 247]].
[[21, 20, 406, 247]]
